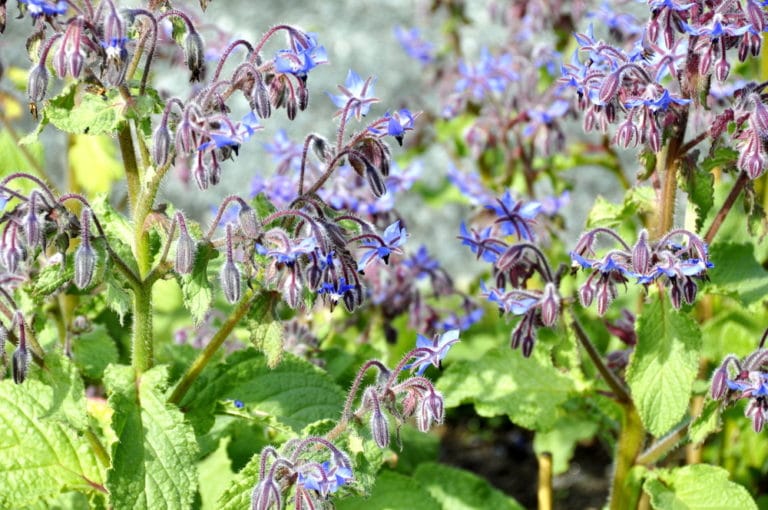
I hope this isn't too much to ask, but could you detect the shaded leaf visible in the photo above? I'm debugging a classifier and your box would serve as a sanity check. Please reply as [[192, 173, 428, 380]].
[[177, 242, 216, 324], [643, 465, 756, 510], [336, 470, 442, 510], [706, 242, 768, 307], [413, 462, 525, 510]]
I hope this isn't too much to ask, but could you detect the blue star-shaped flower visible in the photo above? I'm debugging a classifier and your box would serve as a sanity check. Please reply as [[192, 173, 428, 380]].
[[328, 70, 379, 120], [357, 220, 408, 271], [404, 330, 460, 376], [274, 33, 328, 78], [298, 461, 353, 498]]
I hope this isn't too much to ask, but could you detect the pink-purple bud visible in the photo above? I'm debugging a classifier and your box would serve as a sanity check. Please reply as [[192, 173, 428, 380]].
[[152, 125, 171, 167], [714, 58, 730, 82], [24, 192, 41, 249], [12, 344, 29, 384], [365, 165, 387, 197], [175, 230, 196, 275], [598, 71, 620, 105], [371, 407, 390, 449], [221, 260, 241, 304], [238, 205, 261, 239], [631, 230, 651, 275], [711, 367, 729, 400], [540, 282, 560, 327], [184, 30, 206, 82]]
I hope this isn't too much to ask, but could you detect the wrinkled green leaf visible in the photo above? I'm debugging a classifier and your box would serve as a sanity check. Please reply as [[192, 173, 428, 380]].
[[105, 365, 198, 510], [627, 297, 701, 437], [39, 352, 88, 431], [438, 347, 575, 431], [177, 242, 216, 324], [247, 292, 283, 367], [72, 325, 119, 381], [0, 378, 105, 508], [681, 164, 714, 233], [706, 242, 768, 307], [413, 462, 525, 510], [533, 417, 598, 475], [643, 465, 756, 510], [336, 470, 442, 510], [688, 399, 721, 445], [182, 349, 345, 436]]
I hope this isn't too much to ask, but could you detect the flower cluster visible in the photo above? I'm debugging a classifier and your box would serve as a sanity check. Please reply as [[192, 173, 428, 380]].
[[711, 334, 768, 432], [459, 192, 563, 356], [570, 228, 712, 315]]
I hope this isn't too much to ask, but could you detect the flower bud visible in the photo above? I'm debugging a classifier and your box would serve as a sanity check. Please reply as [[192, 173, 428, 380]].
[[298, 85, 309, 111], [311, 135, 331, 162], [371, 407, 390, 449], [579, 281, 595, 307], [250, 73, 272, 119], [27, 64, 48, 103], [714, 58, 730, 82], [152, 124, 171, 167], [74, 244, 96, 289], [711, 366, 729, 400], [598, 71, 620, 105], [365, 165, 387, 197], [24, 192, 42, 250], [12, 345, 28, 384], [184, 30, 206, 82], [238, 205, 261, 239], [286, 95, 297, 120], [342, 283, 364, 312], [220, 260, 241, 304], [540, 282, 560, 327], [631, 230, 651, 275], [175, 230, 196, 274]]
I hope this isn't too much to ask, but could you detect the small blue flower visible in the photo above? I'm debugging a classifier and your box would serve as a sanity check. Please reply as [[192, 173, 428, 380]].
[[404, 330, 460, 376], [394, 26, 435, 64], [257, 237, 317, 266], [357, 221, 408, 271], [459, 222, 500, 263], [21, 0, 68, 17], [317, 277, 355, 302], [624, 89, 691, 112], [370, 109, 416, 145], [328, 70, 379, 120], [274, 33, 328, 78], [233, 399, 245, 409], [486, 191, 541, 239], [298, 461, 353, 497]]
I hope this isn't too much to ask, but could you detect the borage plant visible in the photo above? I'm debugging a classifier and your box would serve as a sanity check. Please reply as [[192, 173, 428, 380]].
[[0, 1, 478, 509]]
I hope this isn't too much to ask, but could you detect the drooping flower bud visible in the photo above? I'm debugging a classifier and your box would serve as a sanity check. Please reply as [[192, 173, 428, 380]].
[[539, 282, 560, 327], [370, 406, 390, 449], [27, 64, 49, 103], [12, 344, 28, 384], [24, 191, 42, 250], [184, 29, 206, 82], [711, 366, 729, 400], [631, 229, 651, 276], [74, 209, 96, 289], [365, 165, 387, 197], [174, 213, 196, 274], [220, 224, 241, 303], [152, 124, 171, 167], [238, 205, 261, 239]]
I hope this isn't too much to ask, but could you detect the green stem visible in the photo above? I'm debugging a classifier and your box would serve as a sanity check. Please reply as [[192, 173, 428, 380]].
[[610, 405, 645, 510], [168, 289, 257, 405], [655, 108, 689, 238], [636, 417, 690, 465], [85, 428, 111, 469], [118, 123, 141, 212], [131, 285, 153, 374]]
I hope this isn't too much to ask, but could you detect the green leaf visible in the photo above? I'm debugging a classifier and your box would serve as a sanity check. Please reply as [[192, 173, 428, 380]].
[[105, 365, 199, 510], [69, 134, 123, 194], [103, 268, 132, 324], [0, 378, 105, 508], [39, 352, 88, 431], [198, 437, 236, 510], [72, 325, 119, 381], [643, 465, 756, 510], [705, 242, 768, 307], [626, 297, 701, 437], [533, 417, 598, 475], [700, 147, 739, 174], [90, 195, 139, 275], [585, 186, 655, 229], [681, 164, 714, 233], [181, 349, 345, 436], [437, 347, 575, 431], [44, 84, 130, 135], [688, 399, 721, 445], [177, 242, 216, 324], [413, 462, 525, 510], [0, 128, 44, 173], [247, 292, 283, 368], [216, 452, 260, 510], [336, 470, 442, 510]]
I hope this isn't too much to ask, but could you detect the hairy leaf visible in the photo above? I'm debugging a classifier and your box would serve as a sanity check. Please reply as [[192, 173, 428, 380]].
[[438, 347, 574, 431], [177, 241, 217, 324], [413, 462, 525, 510], [705, 242, 768, 307], [643, 465, 756, 510], [336, 470, 442, 510], [105, 365, 198, 510], [627, 297, 701, 437]]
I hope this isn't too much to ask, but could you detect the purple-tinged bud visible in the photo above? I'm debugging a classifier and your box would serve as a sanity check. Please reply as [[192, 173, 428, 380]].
[[616, 119, 638, 149], [281, 268, 303, 309], [598, 71, 620, 105], [286, 95, 297, 120], [746, 0, 766, 33], [175, 231, 196, 275], [752, 101, 768, 137], [669, 278, 683, 310], [746, 400, 766, 433], [193, 160, 209, 190], [711, 366, 729, 400], [539, 284, 560, 328], [184, 30, 206, 82], [522, 336, 535, 358], [342, 283, 364, 312], [417, 391, 444, 432], [311, 135, 331, 162], [250, 73, 271, 119], [738, 37, 750, 63], [682, 276, 698, 305], [298, 85, 309, 111], [605, 102, 616, 124], [74, 244, 96, 289], [401, 390, 418, 418], [714, 58, 730, 82], [371, 407, 390, 449], [583, 108, 597, 132], [12, 344, 28, 384], [365, 166, 387, 197], [579, 281, 595, 307], [221, 260, 241, 304], [152, 124, 171, 167], [270, 79, 287, 109], [27, 64, 48, 103], [251, 478, 282, 510], [631, 230, 651, 275], [306, 263, 322, 290], [749, 32, 762, 57], [698, 48, 712, 77], [648, 18, 660, 44], [238, 205, 261, 239], [24, 192, 42, 249], [647, 118, 661, 153], [596, 282, 612, 316]]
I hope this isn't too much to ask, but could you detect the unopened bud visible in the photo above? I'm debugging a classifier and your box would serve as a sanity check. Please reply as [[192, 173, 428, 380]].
[[24, 193, 42, 249], [74, 244, 96, 289], [711, 367, 729, 400], [286, 95, 297, 120], [343, 283, 364, 312], [631, 230, 651, 275], [371, 408, 390, 449], [175, 230, 196, 274], [250, 73, 271, 119], [220, 260, 241, 303], [365, 165, 387, 197], [152, 124, 171, 167], [311, 135, 331, 162], [12, 345, 28, 384], [27, 64, 48, 103], [714, 58, 730, 82], [598, 71, 620, 105], [238, 205, 261, 239], [540, 282, 560, 327], [297, 85, 309, 111], [184, 30, 206, 82]]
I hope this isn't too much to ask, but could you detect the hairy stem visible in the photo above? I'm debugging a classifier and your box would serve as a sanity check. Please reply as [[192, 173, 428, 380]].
[[610, 405, 645, 510], [168, 289, 258, 405], [131, 285, 153, 374]]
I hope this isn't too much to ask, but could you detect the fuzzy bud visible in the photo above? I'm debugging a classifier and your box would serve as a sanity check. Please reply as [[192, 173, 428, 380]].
[[710, 366, 729, 400], [74, 244, 96, 289], [238, 205, 261, 239], [152, 124, 171, 167], [286, 95, 297, 120], [297, 84, 309, 111], [631, 230, 651, 275], [175, 231, 196, 275], [365, 165, 387, 197], [12, 345, 28, 384], [311, 135, 331, 162], [714, 58, 730, 82], [539, 282, 560, 327], [371, 407, 390, 449], [598, 71, 620, 105], [250, 72, 271, 119], [24, 192, 42, 249], [221, 260, 241, 304], [184, 30, 206, 82], [27, 64, 48, 103]]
